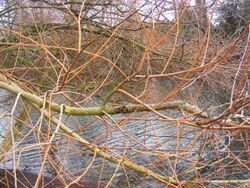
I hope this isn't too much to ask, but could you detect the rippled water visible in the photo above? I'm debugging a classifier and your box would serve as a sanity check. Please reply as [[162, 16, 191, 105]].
[[0, 89, 248, 187]]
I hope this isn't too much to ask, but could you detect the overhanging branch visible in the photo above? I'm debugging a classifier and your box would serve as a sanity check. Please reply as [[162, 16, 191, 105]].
[[29, 102, 179, 187], [0, 75, 207, 117]]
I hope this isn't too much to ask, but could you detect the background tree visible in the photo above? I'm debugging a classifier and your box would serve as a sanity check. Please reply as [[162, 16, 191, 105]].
[[218, 0, 250, 36]]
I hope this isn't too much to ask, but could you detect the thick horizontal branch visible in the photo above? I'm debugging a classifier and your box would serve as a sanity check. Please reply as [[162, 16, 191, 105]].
[[106, 101, 207, 118], [0, 77, 207, 117]]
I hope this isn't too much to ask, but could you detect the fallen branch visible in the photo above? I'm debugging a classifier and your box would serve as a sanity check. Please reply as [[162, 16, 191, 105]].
[[30, 102, 179, 187], [0, 76, 207, 118]]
